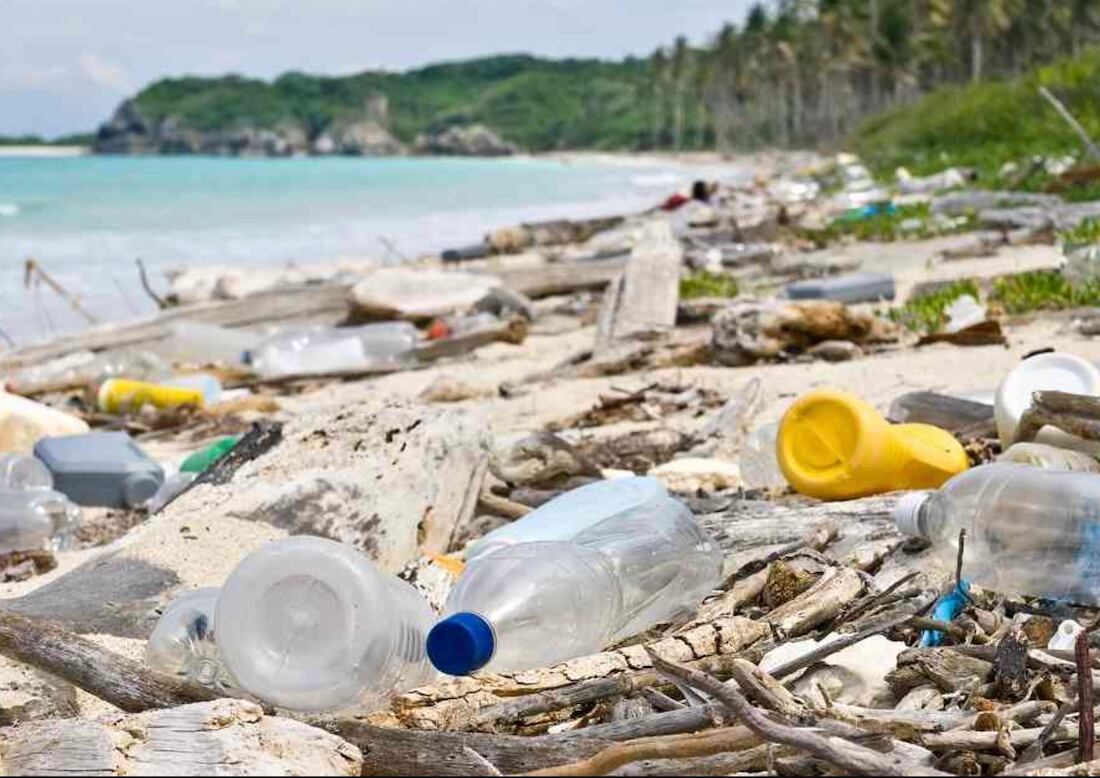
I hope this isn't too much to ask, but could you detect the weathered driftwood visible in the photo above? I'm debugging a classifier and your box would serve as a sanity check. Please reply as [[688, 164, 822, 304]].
[[923, 722, 1079, 753], [0, 699, 362, 776], [1017, 391, 1100, 444], [647, 649, 945, 777], [0, 608, 217, 713], [888, 391, 997, 436], [887, 647, 995, 696], [492, 257, 628, 299], [761, 566, 865, 638], [594, 220, 681, 351], [392, 616, 768, 731]]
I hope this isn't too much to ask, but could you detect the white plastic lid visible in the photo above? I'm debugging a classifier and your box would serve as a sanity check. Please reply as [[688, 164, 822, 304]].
[[995, 353, 1100, 445], [893, 491, 930, 537]]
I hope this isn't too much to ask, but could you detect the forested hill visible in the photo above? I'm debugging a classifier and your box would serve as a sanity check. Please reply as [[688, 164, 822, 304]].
[[93, 55, 661, 156]]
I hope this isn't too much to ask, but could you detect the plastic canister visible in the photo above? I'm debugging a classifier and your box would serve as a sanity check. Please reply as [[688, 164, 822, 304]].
[[97, 378, 206, 414], [994, 352, 1100, 450], [33, 431, 165, 508], [777, 388, 969, 501]]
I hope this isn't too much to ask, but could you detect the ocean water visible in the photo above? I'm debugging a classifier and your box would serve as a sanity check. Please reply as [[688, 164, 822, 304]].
[[0, 154, 737, 346]]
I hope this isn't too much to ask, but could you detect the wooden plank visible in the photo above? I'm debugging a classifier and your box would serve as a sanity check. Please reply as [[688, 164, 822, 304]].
[[597, 221, 681, 347], [493, 256, 627, 299]]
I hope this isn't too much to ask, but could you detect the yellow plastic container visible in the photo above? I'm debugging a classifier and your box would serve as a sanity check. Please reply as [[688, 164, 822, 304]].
[[97, 378, 205, 414], [777, 389, 968, 501]]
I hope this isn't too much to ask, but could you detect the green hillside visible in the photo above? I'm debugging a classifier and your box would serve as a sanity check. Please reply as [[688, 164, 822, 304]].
[[855, 48, 1100, 178], [127, 54, 666, 151]]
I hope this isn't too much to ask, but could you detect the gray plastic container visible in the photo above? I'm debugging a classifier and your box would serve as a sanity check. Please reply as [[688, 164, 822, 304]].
[[785, 272, 896, 304], [34, 431, 164, 508]]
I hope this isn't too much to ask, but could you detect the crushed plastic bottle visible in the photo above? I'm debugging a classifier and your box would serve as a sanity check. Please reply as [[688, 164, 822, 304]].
[[894, 462, 1100, 606], [428, 478, 723, 675], [214, 536, 437, 712], [146, 588, 237, 692], [0, 453, 54, 490], [246, 322, 419, 378], [1048, 620, 1085, 651], [943, 295, 986, 333], [0, 488, 80, 553]]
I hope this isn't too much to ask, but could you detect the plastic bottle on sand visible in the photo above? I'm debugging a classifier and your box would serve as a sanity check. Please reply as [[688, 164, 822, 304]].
[[0, 488, 80, 553], [895, 462, 1100, 605], [146, 588, 236, 692], [247, 323, 418, 378], [427, 479, 722, 675], [214, 536, 436, 712], [777, 389, 968, 501]]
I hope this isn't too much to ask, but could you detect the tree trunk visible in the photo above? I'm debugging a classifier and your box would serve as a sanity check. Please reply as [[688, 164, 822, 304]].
[[971, 19, 984, 83]]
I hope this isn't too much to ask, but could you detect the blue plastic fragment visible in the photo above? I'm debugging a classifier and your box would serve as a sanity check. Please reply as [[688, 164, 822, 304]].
[[920, 579, 970, 648]]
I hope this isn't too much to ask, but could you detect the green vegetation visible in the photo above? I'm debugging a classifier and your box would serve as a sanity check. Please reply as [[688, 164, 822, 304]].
[[800, 204, 975, 248], [0, 133, 94, 147], [889, 279, 981, 334], [1059, 218, 1100, 245], [129, 56, 662, 151], [990, 269, 1100, 313], [679, 270, 739, 300], [855, 48, 1100, 182]]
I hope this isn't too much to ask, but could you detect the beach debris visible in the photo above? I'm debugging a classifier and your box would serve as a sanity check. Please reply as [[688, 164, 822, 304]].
[[34, 431, 164, 509], [896, 166, 969, 195], [0, 392, 90, 454], [490, 431, 601, 487], [247, 322, 419, 379], [441, 242, 491, 263], [648, 457, 741, 492], [916, 318, 1007, 347], [711, 299, 897, 367], [0, 699, 362, 776], [786, 271, 896, 304], [888, 391, 996, 438], [807, 338, 863, 361], [348, 267, 501, 322], [594, 220, 682, 351], [994, 352, 1100, 447], [778, 389, 968, 500], [740, 422, 786, 491], [96, 377, 207, 414], [418, 376, 491, 403], [551, 380, 725, 431], [999, 441, 1100, 472]]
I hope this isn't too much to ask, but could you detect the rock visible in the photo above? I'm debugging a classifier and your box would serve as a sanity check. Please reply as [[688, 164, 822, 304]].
[[807, 339, 862, 362], [5, 401, 489, 638], [0, 698, 362, 776], [711, 299, 897, 367], [0, 660, 78, 726], [419, 376, 491, 403], [491, 432, 602, 487], [686, 204, 720, 228], [331, 119, 406, 156], [348, 267, 501, 321], [488, 226, 532, 254], [414, 123, 518, 156], [93, 99, 156, 154], [648, 457, 741, 493], [312, 133, 337, 155]]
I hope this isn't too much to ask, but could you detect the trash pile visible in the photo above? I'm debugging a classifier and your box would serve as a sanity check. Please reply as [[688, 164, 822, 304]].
[[6, 153, 1100, 776]]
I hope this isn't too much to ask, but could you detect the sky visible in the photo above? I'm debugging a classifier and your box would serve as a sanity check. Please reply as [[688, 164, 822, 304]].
[[1, 0, 755, 137]]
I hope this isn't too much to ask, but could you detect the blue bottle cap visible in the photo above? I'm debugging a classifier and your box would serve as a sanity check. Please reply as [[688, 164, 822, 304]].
[[427, 612, 495, 676]]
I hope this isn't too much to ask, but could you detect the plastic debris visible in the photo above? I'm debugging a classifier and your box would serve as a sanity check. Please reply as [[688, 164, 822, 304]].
[[994, 351, 1100, 448], [34, 431, 165, 509]]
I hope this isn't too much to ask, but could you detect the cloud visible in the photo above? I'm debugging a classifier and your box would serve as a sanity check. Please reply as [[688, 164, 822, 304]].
[[77, 53, 132, 92]]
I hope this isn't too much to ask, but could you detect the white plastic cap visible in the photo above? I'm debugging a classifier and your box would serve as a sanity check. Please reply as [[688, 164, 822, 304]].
[[893, 491, 930, 537]]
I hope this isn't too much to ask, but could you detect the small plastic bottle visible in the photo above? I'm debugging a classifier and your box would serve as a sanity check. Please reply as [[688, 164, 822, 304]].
[[0, 453, 54, 490], [740, 423, 786, 490], [146, 588, 236, 692], [214, 536, 437, 712], [895, 462, 1100, 605], [247, 323, 419, 378], [428, 481, 723, 675], [998, 442, 1100, 473], [0, 489, 81, 553]]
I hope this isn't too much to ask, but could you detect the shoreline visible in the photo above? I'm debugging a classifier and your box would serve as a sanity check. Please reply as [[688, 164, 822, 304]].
[[0, 145, 88, 157]]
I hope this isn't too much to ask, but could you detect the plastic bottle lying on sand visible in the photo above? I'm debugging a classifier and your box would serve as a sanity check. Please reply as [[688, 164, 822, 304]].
[[97, 378, 207, 414], [895, 463, 1100, 605], [247, 322, 419, 378], [428, 481, 723, 675], [740, 422, 786, 491], [999, 442, 1100, 473], [214, 536, 436, 712], [777, 389, 969, 501], [0, 392, 90, 454], [146, 588, 236, 692], [0, 453, 54, 490], [0, 489, 80, 553], [994, 352, 1100, 450]]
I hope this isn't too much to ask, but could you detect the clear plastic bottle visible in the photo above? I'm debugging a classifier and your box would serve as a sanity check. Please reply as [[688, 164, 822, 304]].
[[740, 423, 786, 490], [146, 588, 237, 693], [247, 323, 419, 378], [0, 489, 81, 553], [464, 476, 667, 562], [213, 536, 437, 712], [894, 462, 1100, 605], [428, 483, 723, 675], [0, 453, 54, 490]]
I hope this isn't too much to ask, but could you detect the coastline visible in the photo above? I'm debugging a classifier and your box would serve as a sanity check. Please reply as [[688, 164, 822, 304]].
[[0, 145, 88, 157]]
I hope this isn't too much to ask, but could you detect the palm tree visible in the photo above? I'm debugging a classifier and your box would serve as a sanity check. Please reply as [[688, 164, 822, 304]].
[[670, 36, 691, 151], [647, 47, 670, 149]]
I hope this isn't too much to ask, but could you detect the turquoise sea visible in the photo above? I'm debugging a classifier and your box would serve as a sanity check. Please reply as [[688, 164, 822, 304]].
[[0, 154, 737, 345]]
